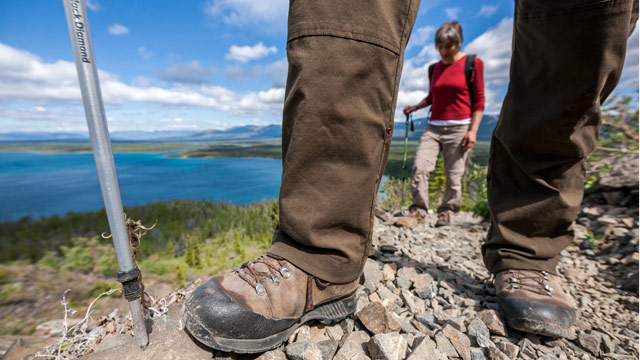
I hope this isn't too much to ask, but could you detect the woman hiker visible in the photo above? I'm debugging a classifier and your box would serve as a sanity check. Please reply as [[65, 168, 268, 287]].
[[403, 21, 485, 227]]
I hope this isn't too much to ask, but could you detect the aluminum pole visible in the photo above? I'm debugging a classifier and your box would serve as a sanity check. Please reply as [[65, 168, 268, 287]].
[[62, 0, 148, 349]]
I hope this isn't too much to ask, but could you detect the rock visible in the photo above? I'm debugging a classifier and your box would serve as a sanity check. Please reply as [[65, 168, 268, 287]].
[[475, 334, 496, 350], [357, 301, 402, 334], [470, 347, 487, 360], [407, 336, 447, 360], [382, 264, 396, 282], [394, 217, 418, 229], [333, 331, 371, 360], [487, 347, 511, 360], [363, 259, 383, 285], [467, 317, 490, 346], [411, 273, 434, 289], [596, 152, 639, 189], [577, 331, 601, 357], [477, 310, 507, 336], [401, 289, 425, 314], [435, 332, 458, 358], [496, 341, 519, 358], [326, 324, 344, 342], [285, 342, 323, 360], [256, 349, 287, 360], [316, 340, 339, 360], [367, 332, 407, 360], [442, 324, 471, 360]]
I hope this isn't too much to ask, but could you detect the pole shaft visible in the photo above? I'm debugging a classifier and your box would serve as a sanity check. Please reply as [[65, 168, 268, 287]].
[[62, 0, 148, 348]]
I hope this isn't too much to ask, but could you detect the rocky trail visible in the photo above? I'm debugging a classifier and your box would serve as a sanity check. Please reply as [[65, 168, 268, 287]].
[[2, 153, 638, 360]]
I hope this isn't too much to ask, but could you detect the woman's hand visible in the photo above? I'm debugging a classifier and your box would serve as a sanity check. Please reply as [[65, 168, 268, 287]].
[[461, 130, 477, 150], [403, 105, 417, 115]]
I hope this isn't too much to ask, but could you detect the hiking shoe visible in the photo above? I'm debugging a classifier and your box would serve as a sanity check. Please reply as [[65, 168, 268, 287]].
[[435, 211, 450, 227], [182, 253, 358, 353], [408, 206, 426, 223], [495, 269, 576, 338]]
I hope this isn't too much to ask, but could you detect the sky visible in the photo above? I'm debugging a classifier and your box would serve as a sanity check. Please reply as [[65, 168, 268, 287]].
[[0, 1, 637, 134]]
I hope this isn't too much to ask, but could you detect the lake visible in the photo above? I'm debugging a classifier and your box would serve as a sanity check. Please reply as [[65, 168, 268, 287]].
[[0, 153, 283, 222]]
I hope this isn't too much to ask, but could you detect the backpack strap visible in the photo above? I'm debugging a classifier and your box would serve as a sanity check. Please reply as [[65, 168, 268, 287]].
[[428, 63, 436, 87], [465, 54, 476, 105]]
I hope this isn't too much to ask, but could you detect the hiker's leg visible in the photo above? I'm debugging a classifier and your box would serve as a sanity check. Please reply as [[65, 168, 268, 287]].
[[483, 0, 638, 274], [437, 125, 470, 214], [269, 0, 420, 283], [482, 0, 638, 338], [409, 126, 441, 216]]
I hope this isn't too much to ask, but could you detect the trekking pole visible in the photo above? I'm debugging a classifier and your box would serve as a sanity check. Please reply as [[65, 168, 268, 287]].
[[62, 0, 149, 349], [400, 113, 411, 206]]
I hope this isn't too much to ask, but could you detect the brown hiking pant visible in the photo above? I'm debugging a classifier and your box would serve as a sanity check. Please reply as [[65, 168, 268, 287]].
[[410, 124, 471, 216], [270, 0, 638, 283]]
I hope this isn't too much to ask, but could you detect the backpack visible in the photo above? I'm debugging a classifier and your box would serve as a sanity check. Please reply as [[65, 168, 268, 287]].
[[428, 54, 477, 105]]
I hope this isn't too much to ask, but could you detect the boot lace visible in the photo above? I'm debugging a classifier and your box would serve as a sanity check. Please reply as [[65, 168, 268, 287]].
[[236, 254, 291, 296], [504, 269, 554, 297]]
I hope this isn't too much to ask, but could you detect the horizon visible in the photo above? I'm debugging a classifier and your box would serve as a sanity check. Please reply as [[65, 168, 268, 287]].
[[0, 1, 637, 135]]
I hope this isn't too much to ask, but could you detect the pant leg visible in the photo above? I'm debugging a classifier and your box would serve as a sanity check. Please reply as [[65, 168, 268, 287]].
[[438, 125, 471, 214], [410, 126, 442, 215], [269, 0, 420, 283], [483, 0, 639, 275]]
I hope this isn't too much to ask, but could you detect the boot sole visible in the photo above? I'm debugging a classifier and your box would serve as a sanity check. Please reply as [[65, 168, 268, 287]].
[[505, 317, 575, 338], [183, 290, 357, 353]]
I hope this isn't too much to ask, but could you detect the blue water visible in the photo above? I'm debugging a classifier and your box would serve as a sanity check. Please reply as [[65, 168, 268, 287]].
[[0, 153, 283, 222]]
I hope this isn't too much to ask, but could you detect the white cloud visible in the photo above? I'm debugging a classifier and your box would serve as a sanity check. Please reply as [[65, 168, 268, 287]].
[[407, 26, 436, 50], [0, 42, 285, 132], [157, 61, 215, 84], [226, 43, 277, 63], [619, 24, 639, 89], [478, 5, 498, 17], [463, 18, 513, 86], [222, 58, 288, 88], [137, 46, 154, 59], [445, 7, 461, 20], [204, 0, 288, 30], [85, 0, 101, 11], [108, 23, 129, 36]]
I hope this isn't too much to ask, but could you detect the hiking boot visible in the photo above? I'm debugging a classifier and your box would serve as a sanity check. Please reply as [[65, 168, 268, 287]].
[[495, 269, 576, 338], [182, 253, 358, 353], [435, 211, 450, 227], [408, 206, 426, 223]]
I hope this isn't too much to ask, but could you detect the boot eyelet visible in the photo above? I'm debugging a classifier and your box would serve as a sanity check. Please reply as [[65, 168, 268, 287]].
[[507, 277, 519, 283], [254, 283, 266, 296], [544, 285, 553, 292], [508, 284, 519, 290], [280, 267, 291, 279], [270, 273, 281, 286]]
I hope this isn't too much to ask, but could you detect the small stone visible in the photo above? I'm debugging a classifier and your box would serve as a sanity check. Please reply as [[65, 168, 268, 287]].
[[326, 324, 344, 342], [285, 342, 323, 360], [467, 317, 490, 346], [333, 331, 371, 360], [407, 336, 442, 360], [597, 331, 616, 353], [357, 301, 402, 334], [487, 347, 510, 360], [382, 264, 396, 282], [577, 331, 601, 357], [401, 289, 425, 314], [474, 334, 496, 350], [256, 349, 287, 360], [316, 340, 339, 360], [411, 273, 434, 289], [496, 341, 519, 358], [435, 332, 458, 358], [477, 309, 507, 336], [442, 324, 471, 360], [367, 332, 407, 360], [363, 259, 383, 284], [470, 347, 486, 360]]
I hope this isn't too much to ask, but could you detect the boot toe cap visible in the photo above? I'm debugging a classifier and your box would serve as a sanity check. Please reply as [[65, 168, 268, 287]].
[[497, 296, 576, 338]]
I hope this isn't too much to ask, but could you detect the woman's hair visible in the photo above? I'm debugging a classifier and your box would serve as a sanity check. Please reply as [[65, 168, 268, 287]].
[[435, 21, 463, 49]]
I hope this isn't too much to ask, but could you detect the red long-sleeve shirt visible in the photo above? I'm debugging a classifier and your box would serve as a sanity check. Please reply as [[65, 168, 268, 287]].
[[425, 55, 485, 120]]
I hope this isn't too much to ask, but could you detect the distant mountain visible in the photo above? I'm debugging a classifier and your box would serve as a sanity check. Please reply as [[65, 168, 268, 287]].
[[0, 125, 282, 142], [393, 114, 499, 141], [0, 116, 499, 143]]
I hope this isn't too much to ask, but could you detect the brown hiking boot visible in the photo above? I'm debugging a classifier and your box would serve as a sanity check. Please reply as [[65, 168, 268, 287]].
[[495, 269, 576, 338], [182, 253, 358, 353], [408, 205, 426, 223], [435, 211, 450, 227]]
